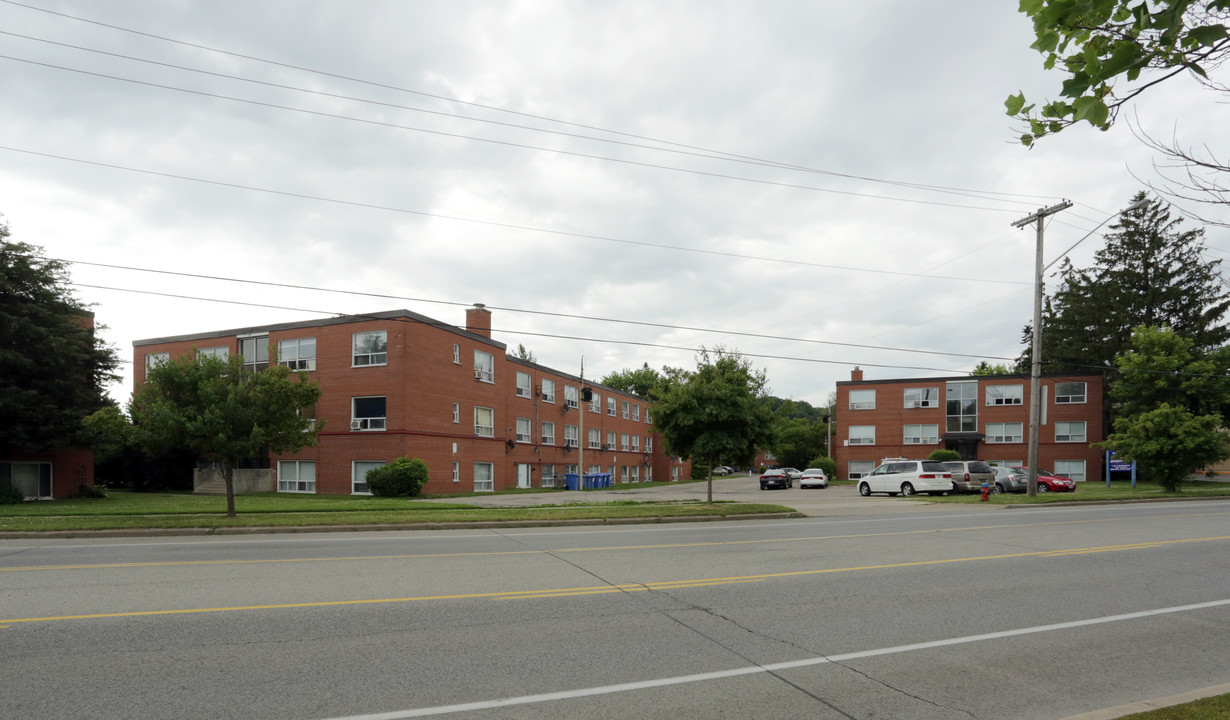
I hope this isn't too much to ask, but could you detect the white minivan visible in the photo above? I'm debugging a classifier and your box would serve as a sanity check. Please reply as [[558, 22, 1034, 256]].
[[858, 459, 953, 497]]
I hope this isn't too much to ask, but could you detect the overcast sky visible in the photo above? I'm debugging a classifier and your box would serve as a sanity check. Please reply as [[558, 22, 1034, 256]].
[[2, 0, 1227, 408]]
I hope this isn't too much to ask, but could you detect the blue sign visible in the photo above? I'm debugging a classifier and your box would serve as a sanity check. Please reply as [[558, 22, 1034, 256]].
[[1107, 451, 1133, 473]]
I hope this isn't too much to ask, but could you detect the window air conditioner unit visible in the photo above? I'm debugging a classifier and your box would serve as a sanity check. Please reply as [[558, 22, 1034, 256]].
[[906, 401, 920, 408], [474, 369, 484, 380], [350, 420, 363, 430]]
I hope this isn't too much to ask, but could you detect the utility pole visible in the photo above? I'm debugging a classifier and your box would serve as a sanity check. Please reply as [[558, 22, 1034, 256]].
[[1012, 200, 1071, 497]]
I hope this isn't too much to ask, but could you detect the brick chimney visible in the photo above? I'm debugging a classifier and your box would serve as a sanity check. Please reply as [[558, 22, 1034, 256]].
[[851, 367, 863, 382], [466, 303, 492, 338]]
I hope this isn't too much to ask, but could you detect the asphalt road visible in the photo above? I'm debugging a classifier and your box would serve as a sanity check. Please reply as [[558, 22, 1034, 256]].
[[2, 488, 1228, 719]]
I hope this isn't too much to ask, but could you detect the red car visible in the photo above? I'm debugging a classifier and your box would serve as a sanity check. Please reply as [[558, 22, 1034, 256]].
[[1011, 467, 1077, 493]]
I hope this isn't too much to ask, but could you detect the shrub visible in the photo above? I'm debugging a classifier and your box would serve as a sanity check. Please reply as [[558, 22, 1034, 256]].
[[75, 484, 107, 499], [366, 456, 430, 497], [0, 483, 24, 505], [806, 455, 837, 480], [928, 449, 961, 462]]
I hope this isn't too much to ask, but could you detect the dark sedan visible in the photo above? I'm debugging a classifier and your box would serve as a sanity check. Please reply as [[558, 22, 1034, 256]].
[[759, 469, 792, 490]]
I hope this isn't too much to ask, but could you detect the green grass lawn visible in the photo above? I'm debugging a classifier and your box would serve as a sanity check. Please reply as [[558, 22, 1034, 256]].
[[0, 488, 794, 532], [913, 479, 1230, 504], [1119, 693, 1230, 720]]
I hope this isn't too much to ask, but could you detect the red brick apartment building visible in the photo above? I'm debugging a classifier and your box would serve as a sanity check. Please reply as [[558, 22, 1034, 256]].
[[834, 367, 1104, 482], [132, 305, 687, 495]]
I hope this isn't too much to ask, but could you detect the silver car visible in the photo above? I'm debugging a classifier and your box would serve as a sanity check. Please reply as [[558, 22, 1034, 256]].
[[992, 466, 1027, 494]]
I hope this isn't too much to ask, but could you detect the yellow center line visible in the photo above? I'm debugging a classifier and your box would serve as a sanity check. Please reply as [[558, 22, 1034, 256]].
[[5, 509, 1228, 574], [2, 535, 1227, 625]]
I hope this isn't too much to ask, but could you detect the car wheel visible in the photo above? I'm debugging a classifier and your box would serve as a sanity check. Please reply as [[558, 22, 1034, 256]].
[[992, 484, 1003, 495], [1037, 483, 1049, 493], [858, 482, 871, 497], [901, 483, 915, 496]]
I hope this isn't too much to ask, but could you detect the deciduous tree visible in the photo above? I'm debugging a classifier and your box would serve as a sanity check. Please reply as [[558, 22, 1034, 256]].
[[130, 352, 323, 516], [652, 349, 775, 503]]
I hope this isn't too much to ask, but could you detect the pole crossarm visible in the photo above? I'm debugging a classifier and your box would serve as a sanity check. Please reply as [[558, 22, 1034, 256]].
[[1012, 200, 1073, 229]]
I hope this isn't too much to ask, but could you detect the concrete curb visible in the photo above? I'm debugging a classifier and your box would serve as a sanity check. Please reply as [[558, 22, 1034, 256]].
[[0, 511, 805, 540], [1059, 681, 1230, 720]]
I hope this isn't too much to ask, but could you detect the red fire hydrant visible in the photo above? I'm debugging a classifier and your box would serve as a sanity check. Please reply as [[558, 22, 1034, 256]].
[[980, 482, 991, 501]]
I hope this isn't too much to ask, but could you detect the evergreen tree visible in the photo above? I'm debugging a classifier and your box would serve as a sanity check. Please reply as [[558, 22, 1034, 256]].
[[1021, 193, 1230, 375], [0, 220, 120, 453]]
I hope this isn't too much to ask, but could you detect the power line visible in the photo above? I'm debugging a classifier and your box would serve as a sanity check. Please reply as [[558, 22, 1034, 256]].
[[0, 0, 1064, 206], [1, 146, 1035, 285]]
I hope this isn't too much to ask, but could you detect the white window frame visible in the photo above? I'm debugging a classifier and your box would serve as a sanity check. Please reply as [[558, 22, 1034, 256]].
[[277, 460, 316, 493], [1055, 421, 1086, 443], [903, 424, 938, 445], [238, 334, 269, 371], [848, 461, 874, 479], [621, 400, 630, 419], [588, 428, 601, 449], [541, 421, 556, 445], [621, 433, 630, 451], [621, 466, 630, 483], [352, 460, 383, 495], [278, 337, 316, 371], [631, 466, 639, 482], [644, 408, 652, 423], [849, 389, 875, 410], [631, 435, 640, 452], [645, 467, 653, 482], [352, 330, 387, 367], [541, 379, 556, 403], [645, 436, 653, 453], [589, 392, 601, 413], [541, 464, 557, 488], [198, 346, 229, 360], [474, 350, 494, 383], [1054, 460, 1086, 482], [452, 343, 460, 364], [564, 385, 579, 409], [452, 461, 460, 483], [516, 371, 532, 398], [473, 462, 494, 492], [903, 387, 939, 408], [632, 404, 641, 422], [351, 396, 386, 431], [986, 422, 1024, 443], [564, 424, 578, 448], [145, 352, 169, 379], [1055, 382, 1088, 404], [607, 397, 616, 416], [606, 430, 616, 450], [452, 402, 460, 424], [474, 406, 494, 437], [848, 425, 875, 445], [986, 384, 1024, 406], [516, 417, 532, 443]]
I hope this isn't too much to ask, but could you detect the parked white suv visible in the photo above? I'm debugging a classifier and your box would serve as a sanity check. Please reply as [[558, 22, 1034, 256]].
[[858, 459, 953, 497]]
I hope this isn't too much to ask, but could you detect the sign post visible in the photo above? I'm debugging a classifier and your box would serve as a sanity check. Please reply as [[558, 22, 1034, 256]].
[[1105, 451, 1137, 488]]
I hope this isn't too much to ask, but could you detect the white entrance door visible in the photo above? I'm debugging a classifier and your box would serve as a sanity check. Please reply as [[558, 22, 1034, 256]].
[[516, 463, 532, 489]]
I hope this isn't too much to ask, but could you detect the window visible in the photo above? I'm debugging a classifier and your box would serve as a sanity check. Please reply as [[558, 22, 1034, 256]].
[[621, 433, 630, 451], [607, 397, 616, 416], [239, 335, 269, 371], [474, 407, 494, 437], [848, 425, 875, 445], [589, 392, 601, 412], [986, 384, 1024, 406], [946, 381, 978, 432], [621, 466, 630, 483], [145, 352, 169, 379], [1, 461, 52, 499], [351, 396, 386, 431], [849, 389, 875, 410], [516, 371, 532, 398], [452, 402, 460, 424], [989, 459, 1024, 471], [1055, 460, 1086, 482], [473, 462, 494, 492], [621, 400, 630, 419], [645, 467, 653, 482], [903, 387, 939, 408], [452, 462, 460, 483], [564, 385, 579, 408], [645, 436, 653, 453], [606, 430, 616, 449], [588, 428, 600, 449], [1055, 421, 1086, 443], [566, 464, 579, 476], [541, 464, 557, 488], [644, 408, 651, 423], [198, 346, 229, 360], [672, 466, 680, 481], [903, 424, 939, 444], [631, 466, 639, 482], [632, 404, 641, 421], [588, 464, 601, 475], [452, 343, 460, 364], [279, 337, 316, 370], [564, 424, 578, 448], [277, 461, 316, 493], [848, 461, 874, 479], [986, 422, 1024, 443], [352, 460, 383, 495], [608, 465, 616, 478], [474, 350, 494, 383], [353, 331, 386, 366], [541, 379, 556, 403], [1055, 382, 1087, 404], [631, 435, 640, 452], [542, 421, 556, 445], [516, 418, 532, 443]]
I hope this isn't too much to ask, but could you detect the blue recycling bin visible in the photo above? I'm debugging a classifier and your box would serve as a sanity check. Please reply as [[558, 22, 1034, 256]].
[[564, 473, 580, 491], [601, 473, 612, 488]]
